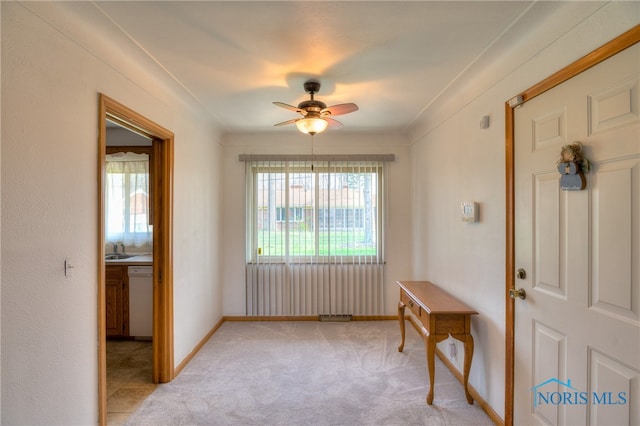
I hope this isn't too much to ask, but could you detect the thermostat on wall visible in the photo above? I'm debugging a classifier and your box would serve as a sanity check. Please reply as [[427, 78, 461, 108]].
[[461, 201, 479, 223]]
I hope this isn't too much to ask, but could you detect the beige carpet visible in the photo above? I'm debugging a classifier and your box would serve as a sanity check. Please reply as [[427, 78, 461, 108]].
[[124, 321, 494, 425]]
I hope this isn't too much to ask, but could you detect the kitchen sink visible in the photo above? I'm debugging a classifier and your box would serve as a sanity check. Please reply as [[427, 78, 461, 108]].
[[105, 253, 136, 260]]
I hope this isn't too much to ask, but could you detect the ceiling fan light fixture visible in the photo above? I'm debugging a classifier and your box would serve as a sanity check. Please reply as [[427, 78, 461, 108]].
[[274, 80, 357, 135], [296, 116, 328, 135]]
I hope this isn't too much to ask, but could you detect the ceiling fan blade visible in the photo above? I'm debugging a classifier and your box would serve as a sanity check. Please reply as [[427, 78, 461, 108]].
[[273, 102, 301, 113], [273, 118, 299, 127], [325, 117, 343, 128], [322, 103, 359, 116]]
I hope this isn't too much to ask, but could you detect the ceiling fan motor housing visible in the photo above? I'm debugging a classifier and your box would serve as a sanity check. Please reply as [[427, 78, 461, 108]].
[[298, 100, 327, 112]]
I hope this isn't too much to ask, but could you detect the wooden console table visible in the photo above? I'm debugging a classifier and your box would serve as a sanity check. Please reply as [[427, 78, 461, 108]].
[[396, 280, 478, 405]]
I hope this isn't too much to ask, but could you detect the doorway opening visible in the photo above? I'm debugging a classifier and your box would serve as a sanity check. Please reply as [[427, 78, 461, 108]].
[[98, 94, 175, 425]]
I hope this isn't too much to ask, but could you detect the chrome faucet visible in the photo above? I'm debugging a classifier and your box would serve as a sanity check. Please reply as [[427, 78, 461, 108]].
[[112, 243, 118, 254], [120, 243, 126, 253]]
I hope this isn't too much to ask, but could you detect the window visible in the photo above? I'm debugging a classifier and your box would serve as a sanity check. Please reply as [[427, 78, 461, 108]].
[[246, 158, 386, 263], [276, 207, 304, 222], [105, 152, 152, 248], [318, 208, 365, 229]]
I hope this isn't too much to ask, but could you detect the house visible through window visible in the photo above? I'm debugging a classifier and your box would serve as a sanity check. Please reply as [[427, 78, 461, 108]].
[[276, 207, 304, 223], [246, 158, 386, 263]]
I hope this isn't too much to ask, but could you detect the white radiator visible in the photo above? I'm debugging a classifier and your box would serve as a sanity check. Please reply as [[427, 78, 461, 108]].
[[246, 263, 385, 316]]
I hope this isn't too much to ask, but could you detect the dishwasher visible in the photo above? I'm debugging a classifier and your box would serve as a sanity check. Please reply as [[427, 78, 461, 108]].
[[128, 266, 153, 339]]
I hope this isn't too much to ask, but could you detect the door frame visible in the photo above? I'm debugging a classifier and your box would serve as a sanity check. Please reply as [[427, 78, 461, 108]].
[[97, 94, 175, 425], [504, 25, 640, 426]]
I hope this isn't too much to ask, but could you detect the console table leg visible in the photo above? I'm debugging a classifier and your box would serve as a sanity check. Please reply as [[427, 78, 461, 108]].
[[463, 334, 474, 404], [422, 327, 436, 405], [397, 301, 406, 352]]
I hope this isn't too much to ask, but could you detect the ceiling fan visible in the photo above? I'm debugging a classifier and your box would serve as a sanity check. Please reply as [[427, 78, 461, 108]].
[[273, 80, 359, 135]]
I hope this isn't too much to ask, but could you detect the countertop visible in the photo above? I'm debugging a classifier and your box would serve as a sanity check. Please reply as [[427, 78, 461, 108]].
[[105, 254, 153, 266]]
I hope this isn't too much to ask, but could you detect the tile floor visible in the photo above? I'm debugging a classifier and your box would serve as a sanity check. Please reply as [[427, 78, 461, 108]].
[[106, 340, 156, 426]]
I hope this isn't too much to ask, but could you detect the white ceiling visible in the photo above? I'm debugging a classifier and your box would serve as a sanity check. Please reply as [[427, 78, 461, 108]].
[[74, 1, 575, 133]]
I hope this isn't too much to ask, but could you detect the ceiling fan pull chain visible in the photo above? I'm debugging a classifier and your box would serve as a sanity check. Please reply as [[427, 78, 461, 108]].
[[311, 134, 315, 171]]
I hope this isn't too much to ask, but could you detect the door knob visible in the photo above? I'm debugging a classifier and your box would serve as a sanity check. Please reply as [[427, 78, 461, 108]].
[[516, 268, 526, 279], [509, 288, 526, 300]]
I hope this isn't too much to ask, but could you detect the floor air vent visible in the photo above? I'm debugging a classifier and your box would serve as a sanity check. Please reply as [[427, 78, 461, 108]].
[[319, 314, 353, 322]]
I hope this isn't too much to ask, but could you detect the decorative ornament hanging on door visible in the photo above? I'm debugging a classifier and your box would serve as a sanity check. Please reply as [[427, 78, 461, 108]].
[[557, 141, 591, 190]]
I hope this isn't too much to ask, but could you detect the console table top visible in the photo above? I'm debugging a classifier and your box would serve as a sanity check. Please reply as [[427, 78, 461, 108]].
[[396, 280, 478, 316]]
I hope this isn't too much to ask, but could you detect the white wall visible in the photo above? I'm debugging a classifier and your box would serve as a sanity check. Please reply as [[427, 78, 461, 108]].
[[409, 1, 639, 420], [1, 0, 637, 423], [1, 2, 223, 424], [221, 132, 412, 317]]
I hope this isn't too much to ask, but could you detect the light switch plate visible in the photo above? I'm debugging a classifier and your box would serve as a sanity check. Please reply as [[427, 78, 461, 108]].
[[461, 201, 478, 223]]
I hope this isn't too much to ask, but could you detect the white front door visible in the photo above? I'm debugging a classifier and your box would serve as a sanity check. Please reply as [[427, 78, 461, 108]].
[[514, 43, 639, 425]]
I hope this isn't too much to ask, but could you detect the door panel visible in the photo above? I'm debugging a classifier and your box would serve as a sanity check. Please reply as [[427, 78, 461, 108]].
[[533, 172, 563, 297], [589, 348, 639, 426], [533, 320, 567, 425], [591, 159, 637, 321], [514, 43, 639, 425]]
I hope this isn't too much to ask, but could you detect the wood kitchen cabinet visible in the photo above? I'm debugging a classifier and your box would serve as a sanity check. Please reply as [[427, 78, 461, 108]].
[[106, 265, 129, 338]]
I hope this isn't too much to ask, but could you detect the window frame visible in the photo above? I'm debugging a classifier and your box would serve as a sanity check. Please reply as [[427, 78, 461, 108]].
[[247, 161, 384, 264], [105, 146, 153, 247]]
